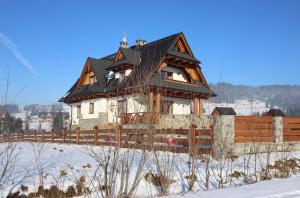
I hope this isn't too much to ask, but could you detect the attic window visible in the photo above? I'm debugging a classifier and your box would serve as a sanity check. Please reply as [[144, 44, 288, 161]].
[[89, 75, 96, 84], [161, 70, 173, 80]]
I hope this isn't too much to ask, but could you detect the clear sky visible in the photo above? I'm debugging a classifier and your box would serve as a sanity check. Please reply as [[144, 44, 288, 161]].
[[0, 0, 299, 105]]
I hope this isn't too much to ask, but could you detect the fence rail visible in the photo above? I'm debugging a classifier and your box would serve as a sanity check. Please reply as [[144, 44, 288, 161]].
[[234, 116, 273, 143], [283, 117, 300, 141], [0, 127, 213, 154]]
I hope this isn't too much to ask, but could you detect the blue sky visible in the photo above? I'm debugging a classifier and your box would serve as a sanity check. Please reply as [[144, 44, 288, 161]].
[[0, 0, 299, 105]]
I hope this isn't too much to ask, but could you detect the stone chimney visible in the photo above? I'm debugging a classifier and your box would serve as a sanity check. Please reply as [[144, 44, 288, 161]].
[[136, 39, 147, 46], [120, 32, 128, 48]]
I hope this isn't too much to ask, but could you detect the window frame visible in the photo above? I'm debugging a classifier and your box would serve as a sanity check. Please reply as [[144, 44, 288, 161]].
[[89, 102, 94, 114], [77, 105, 81, 118]]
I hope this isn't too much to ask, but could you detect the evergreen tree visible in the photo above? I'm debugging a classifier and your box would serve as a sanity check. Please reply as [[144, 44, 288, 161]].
[[52, 111, 64, 132]]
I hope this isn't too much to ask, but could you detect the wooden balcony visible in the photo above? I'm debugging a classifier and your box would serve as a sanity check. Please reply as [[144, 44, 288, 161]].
[[120, 112, 159, 124]]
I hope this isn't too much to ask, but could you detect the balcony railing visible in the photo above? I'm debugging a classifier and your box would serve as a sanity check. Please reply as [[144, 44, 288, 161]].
[[120, 112, 159, 124]]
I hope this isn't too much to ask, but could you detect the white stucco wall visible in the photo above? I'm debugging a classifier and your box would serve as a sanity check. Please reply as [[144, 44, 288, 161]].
[[163, 66, 188, 82], [161, 96, 191, 115], [70, 94, 191, 126]]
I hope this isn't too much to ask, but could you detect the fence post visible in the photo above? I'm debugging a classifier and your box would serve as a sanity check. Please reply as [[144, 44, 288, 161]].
[[34, 130, 37, 142], [189, 124, 196, 155], [94, 126, 98, 145], [76, 127, 80, 144], [272, 116, 283, 143], [118, 125, 123, 148], [212, 115, 235, 159], [62, 129, 66, 144], [42, 131, 45, 143], [51, 129, 54, 143]]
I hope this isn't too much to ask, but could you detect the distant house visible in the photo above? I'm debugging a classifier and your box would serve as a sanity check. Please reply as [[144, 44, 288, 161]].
[[60, 32, 216, 129], [265, 109, 285, 117], [211, 107, 237, 116]]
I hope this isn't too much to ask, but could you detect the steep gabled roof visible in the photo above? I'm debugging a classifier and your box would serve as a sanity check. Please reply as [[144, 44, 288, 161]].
[[60, 32, 216, 103], [212, 107, 237, 116]]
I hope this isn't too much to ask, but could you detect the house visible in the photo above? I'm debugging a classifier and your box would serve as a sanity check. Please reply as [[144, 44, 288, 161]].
[[211, 107, 237, 116], [265, 109, 285, 117], [60, 32, 216, 130]]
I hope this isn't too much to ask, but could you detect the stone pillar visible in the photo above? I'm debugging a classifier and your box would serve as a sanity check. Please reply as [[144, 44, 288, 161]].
[[213, 115, 235, 159], [272, 116, 283, 143]]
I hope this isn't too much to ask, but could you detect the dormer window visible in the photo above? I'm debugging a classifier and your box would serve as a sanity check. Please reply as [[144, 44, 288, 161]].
[[119, 71, 125, 81], [161, 70, 173, 80]]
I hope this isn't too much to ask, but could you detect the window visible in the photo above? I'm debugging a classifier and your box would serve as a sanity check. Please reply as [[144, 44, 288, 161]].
[[89, 103, 94, 114], [118, 99, 127, 116], [89, 75, 96, 84], [118, 71, 125, 82], [161, 100, 173, 114], [77, 105, 81, 118], [160, 70, 173, 80]]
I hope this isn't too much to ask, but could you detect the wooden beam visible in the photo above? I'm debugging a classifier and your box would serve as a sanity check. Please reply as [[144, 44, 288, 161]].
[[149, 92, 154, 112], [199, 98, 204, 115], [156, 92, 161, 113], [193, 98, 199, 114]]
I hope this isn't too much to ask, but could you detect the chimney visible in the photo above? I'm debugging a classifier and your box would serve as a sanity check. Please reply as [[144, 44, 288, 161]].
[[120, 32, 128, 48], [136, 39, 147, 46]]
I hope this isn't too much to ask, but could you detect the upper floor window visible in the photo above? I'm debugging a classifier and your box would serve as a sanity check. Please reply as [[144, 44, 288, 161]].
[[77, 105, 81, 118], [89, 75, 96, 85], [89, 103, 94, 114], [160, 70, 173, 80], [118, 99, 127, 116]]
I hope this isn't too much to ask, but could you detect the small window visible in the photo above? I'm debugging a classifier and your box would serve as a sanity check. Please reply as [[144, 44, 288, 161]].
[[89, 75, 96, 84], [118, 99, 127, 116], [77, 105, 81, 118], [161, 100, 173, 114], [160, 70, 173, 80], [89, 103, 94, 114]]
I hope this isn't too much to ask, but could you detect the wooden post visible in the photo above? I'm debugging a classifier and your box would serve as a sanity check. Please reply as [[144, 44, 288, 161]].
[[193, 98, 199, 114], [76, 127, 80, 144], [149, 91, 154, 113], [189, 124, 196, 155], [118, 125, 123, 148], [199, 98, 204, 115], [155, 92, 161, 123], [34, 130, 37, 142], [62, 129, 66, 144], [42, 131, 45, 143], [94, 126, 98, 145], [51, 129, 54, 143]]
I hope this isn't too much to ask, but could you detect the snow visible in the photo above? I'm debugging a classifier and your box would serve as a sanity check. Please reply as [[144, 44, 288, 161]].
[[204, 99, 275, 116], [1, 142, 300, 197], [168, 176, 300, 198]]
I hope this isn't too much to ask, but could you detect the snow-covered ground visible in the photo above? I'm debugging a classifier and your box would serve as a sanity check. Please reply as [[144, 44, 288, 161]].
[[168, 176, 300, 198], [0, 142, 299, 197]]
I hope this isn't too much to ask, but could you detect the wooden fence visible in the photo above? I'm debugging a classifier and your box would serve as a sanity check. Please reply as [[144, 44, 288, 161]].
[[234, 116, 273, 143], [0, 127, 213, 154], [283, 117, 300, 141]]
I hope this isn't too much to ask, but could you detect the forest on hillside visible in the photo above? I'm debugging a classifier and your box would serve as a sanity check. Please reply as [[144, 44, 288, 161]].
[[209, 83, 300, 116]]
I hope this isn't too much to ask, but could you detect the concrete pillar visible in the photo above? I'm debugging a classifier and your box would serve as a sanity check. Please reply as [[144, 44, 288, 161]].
[[213, 115, 235, 159], [272, 116, 283, 143]]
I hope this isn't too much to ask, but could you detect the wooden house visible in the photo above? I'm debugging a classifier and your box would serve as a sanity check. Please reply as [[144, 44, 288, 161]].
[[60, 32, 216, 129]]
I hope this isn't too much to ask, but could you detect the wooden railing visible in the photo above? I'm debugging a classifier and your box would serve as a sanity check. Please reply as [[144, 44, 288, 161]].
[[120, 112, 159, 124], [0, 127, 213, 154], [234, 116, 273, 143], [283, 117, 300, 141]]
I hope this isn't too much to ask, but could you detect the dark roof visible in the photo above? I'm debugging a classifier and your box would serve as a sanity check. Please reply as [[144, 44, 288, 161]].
[[266, 109, 285, 117], [212, 107, 237, 115], [60, 32, 216, 103]]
